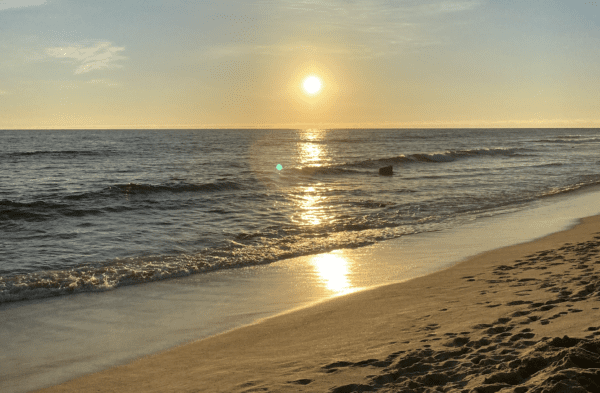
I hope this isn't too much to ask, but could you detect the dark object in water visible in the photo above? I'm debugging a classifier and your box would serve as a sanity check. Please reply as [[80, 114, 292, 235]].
[[379, 166, 393, 176]]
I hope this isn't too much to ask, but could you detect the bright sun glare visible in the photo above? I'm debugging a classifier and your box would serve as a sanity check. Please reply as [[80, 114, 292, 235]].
[[302, 75, 322, 95]]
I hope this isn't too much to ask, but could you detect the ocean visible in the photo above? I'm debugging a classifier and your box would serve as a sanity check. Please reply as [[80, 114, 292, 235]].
[[2, 128, 600, 304]]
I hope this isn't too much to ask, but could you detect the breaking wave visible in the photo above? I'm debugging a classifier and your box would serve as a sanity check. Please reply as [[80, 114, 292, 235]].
[[0, 224, 422, 303], [539, 175, 600, 198]]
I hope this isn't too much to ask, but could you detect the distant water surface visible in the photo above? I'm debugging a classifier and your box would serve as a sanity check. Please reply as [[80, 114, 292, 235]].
[[1, 128, 599, 302]]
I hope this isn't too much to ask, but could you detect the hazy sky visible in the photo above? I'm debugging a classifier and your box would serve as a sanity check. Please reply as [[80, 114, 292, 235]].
[[1, 0, 599, 129]]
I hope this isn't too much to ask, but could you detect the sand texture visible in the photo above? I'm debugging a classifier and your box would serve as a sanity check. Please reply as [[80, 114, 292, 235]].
[[36, 216, 600, 392]]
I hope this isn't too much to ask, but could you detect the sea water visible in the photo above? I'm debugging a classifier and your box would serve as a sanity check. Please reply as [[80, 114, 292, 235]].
[[2, 128, 600, 303]]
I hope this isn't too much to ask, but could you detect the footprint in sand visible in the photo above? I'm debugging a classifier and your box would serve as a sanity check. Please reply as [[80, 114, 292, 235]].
[[288, 378, 312, 385]]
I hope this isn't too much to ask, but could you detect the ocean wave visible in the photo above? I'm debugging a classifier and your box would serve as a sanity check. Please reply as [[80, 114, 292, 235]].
[[0, 200, 61, 209], [0, 200, 64, 221], [4, 150, 110, 158], [536, 137, 600, 144], [0, 225, 422, 304], [1, 180, 243, 222], [0, 199, 105, 221], [288, 148, 523, 176], [539, 175, 600, 198], [64, 181, 244, 200], [344, 147, 522, 168], [107, 181, 243, 195]]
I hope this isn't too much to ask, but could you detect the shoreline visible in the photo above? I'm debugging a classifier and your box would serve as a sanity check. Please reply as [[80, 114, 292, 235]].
[[35, 214, 600, 392]]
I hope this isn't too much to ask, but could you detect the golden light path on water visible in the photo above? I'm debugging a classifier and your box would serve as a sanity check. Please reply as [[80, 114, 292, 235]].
[[300, 143, 321, 165], [298, 186, 323, 226], [293, 129, 359, 295], [294, 129, 331, 227]]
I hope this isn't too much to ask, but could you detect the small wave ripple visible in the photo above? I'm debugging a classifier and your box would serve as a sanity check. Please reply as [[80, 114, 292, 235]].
[[104, 181, 243, 195], [3, 150, 111, 158], [537, 137, 600, 144]]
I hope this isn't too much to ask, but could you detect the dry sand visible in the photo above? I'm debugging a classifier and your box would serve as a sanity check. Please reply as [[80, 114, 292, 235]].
[[36, 215, 600, 392]]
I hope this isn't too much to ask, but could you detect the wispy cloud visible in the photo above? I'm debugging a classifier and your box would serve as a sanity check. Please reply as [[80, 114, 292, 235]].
[[267, 0, 483, 58], [86, 78, 121, 87], [0, 0, 47, 12], [200, 0, 483, 63], [45, 41, 126, 74]]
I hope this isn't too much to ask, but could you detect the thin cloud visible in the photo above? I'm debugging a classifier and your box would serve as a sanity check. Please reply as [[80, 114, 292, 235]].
[[45, 41, 126, 74], [269, 0, 483, 58], [0, 0, 47, 11], [87, 78, 121, 87]]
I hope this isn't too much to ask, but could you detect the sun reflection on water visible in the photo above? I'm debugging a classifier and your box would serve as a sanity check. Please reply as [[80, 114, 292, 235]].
[[291, 129, 335, 227], [299, 142, 322, 166], [295, 130, 358, 295], [310, 252, 357, 295], [299, 187, 322, 226], [297, 129, 332, 168]]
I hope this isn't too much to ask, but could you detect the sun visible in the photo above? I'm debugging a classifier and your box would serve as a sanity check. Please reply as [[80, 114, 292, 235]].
[[302, 75, 322, 95]]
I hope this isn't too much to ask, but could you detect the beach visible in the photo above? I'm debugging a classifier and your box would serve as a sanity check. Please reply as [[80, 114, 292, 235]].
[[34, 214, 600, 392], [4, 0, 600, 390]]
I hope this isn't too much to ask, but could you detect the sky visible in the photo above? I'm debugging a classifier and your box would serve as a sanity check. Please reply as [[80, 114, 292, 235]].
[[1, 0, 599, 129]]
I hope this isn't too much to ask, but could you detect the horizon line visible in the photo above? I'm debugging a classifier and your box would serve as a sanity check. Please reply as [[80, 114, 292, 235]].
[[1, 126, 600, 131]]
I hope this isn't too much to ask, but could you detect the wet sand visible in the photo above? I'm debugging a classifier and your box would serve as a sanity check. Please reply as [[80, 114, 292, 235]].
[[35, 214, 600, 392]]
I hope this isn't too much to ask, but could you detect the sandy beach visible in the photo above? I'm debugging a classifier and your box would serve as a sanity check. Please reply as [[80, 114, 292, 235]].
[[35, 215, 600, 392]]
